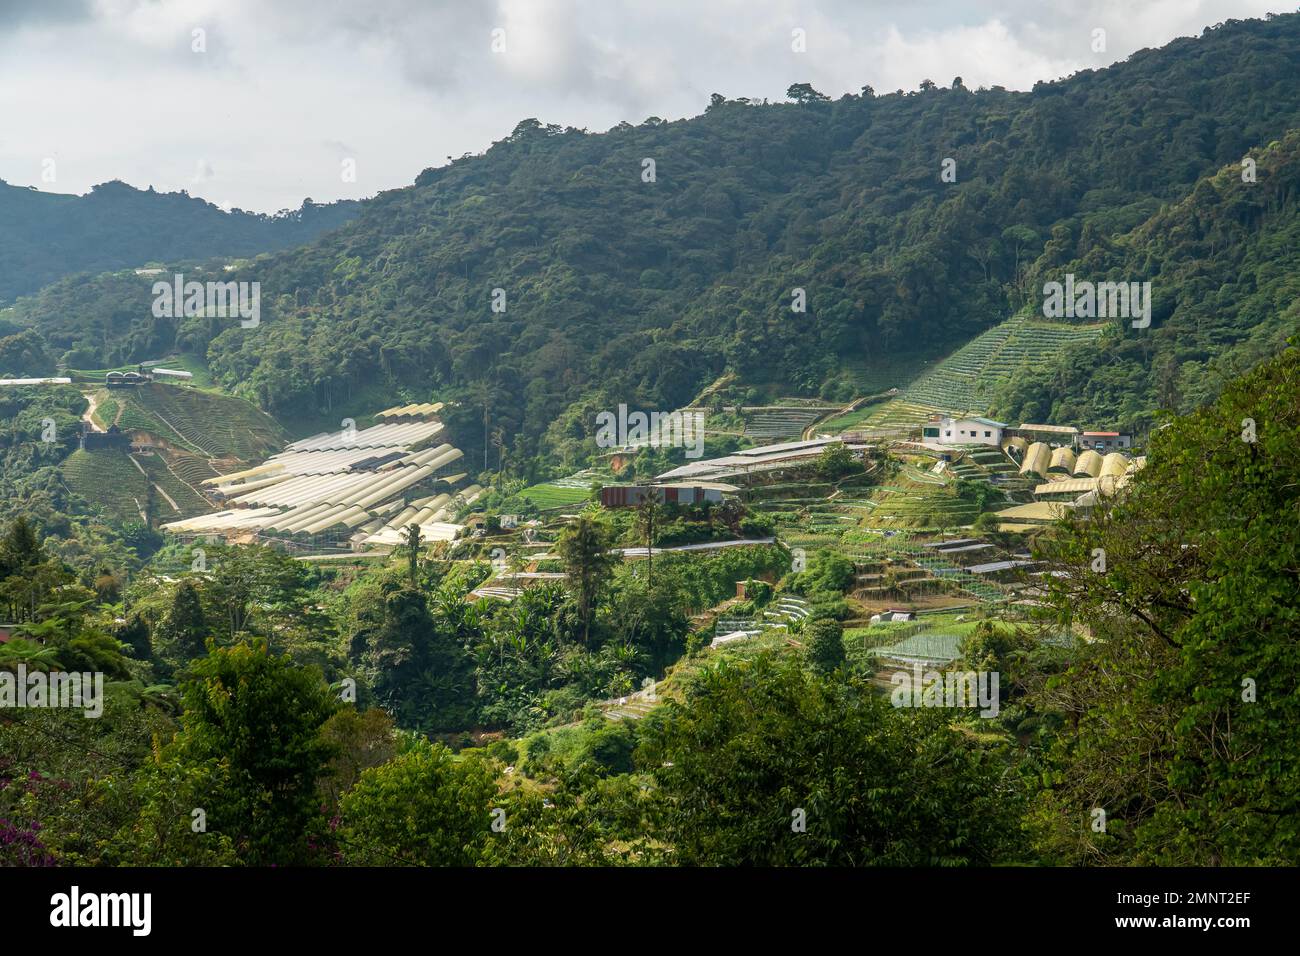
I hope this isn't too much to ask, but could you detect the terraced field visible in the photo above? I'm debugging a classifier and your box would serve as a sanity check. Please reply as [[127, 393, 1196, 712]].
[[133, 452, 212, 518], [898, 316, 1109, 415], [814, 397, 900, 435], [857, 398, 945, 430], [168, 453, 221, 486], [114, 393, 178, 439], [519, 481, 593, 510], [61, 449, 151, 524], [742, 406, 835, 440], [829, 468, 990, 531], [115, 384, 286, 460], [839, 355, 932, 394], [90, 392, 119, 429], [964, 448, 1019, 475], [840, 532, 1009, 604]]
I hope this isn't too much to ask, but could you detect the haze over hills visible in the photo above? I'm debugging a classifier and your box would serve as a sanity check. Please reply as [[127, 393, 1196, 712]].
[[0, 179, 360, 305], [5, 13, 1300, 466]]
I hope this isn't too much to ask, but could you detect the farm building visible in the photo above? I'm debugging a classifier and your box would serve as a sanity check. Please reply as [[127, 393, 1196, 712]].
[[1076, 431, 1132, 452], [375, 401, 444, 421], [994, 500, 1073, 527], [1002, 435, 1029, 458], [923, 416, 1006, 447], [105, 370, 147, 388], [80, 425, 132, 451], [600, 484, 725, 507], [1034, 477, 1103, 499], [1048, 446, 1076, 475], [1015, 423, 1079, 442], [1099, 452, 1129, 479], [0, 377, 72, 386], [1033, 455, 1146, 503], [870, 609, 916, 624], [150, 367, 193, 382], [162, 408, 472, 552], [655, 437, 869, 483]]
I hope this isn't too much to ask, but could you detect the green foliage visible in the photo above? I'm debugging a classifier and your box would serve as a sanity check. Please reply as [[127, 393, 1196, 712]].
[[170, 639, 339, 865], [805, 617, 846, 675], [338, 741, 498, 866], [0, 699, 181, 866], [17, 16, 1300, 465], [997, 129, 1300, 431], [741, 578, 773, 606], [582, 719, 639, 776], [317, 707, 401, 812], [785, 548, 855, 598], [353, 583, 477, 732], [815, 442, 859, 480], [1029, 346, 1300, 864], [153, 579, 208, 666], [645, 652, 1022, 865], [556, 514, 618, 644], [0, 182, 358, 307]]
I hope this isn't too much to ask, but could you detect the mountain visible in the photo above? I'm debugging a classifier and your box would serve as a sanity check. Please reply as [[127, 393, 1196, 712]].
[[0, 179, 360, 305], [9, 12, 1300, 465], [994, 128, 1300, 429]]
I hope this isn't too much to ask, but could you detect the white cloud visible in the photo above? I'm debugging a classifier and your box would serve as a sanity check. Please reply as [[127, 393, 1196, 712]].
[[0, 0, 1292, 211]]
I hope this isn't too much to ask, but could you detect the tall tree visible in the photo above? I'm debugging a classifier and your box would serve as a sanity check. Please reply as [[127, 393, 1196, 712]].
[[156, 580, 208, 661], [556, 515, 617, 645], [338, 741, 498, 866], [403, 522, 423, 587], [171, 639, 339, 866], [1, 516, 43, 575], [1031, 346, 1300, 865], [804, 617, 846, 676], [645, 652, 1020, 865], [634, 491, 661, 587]]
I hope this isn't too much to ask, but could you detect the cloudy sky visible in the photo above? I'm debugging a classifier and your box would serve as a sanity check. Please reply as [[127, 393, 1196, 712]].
[[0, 0, 1292, 212]]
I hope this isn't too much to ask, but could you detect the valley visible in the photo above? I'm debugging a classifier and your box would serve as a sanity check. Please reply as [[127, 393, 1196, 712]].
[[1, 8, 1298, 881]]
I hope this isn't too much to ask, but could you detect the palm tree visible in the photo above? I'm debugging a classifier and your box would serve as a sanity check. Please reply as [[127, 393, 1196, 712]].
[[635, 491, 662, 586], [556, 516, 617, 644]]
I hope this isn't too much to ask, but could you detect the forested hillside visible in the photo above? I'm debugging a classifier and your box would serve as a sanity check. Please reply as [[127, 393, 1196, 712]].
[[993, 128, 1300, 429], [0, 179, 359, 305], [9, 13, 1300, 462], [4, 7, 1299, 879]]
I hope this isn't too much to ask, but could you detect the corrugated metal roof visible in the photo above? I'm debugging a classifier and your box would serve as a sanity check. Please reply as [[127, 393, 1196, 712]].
[[968, 559, 1036, 574], [1035, 477, 1099, 496], [1018, 423, 1078, 434], [995, 501, 1071, 521], [285, 420, 443, 452], [204, 462, 285, 485]]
